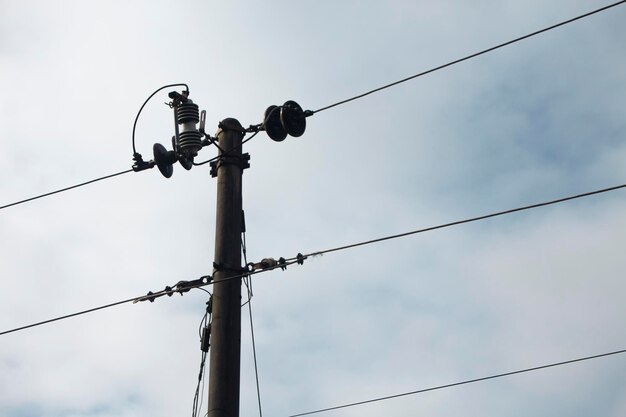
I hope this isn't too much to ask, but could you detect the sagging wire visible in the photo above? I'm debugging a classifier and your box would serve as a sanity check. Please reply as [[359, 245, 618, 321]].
[[241, 209, 253, 308], [192, 295, 213, 417], [1, 254, 304, 337], [241, 210, 264, 417], [4, 178, 626, 337], [311, 1, 626, 114], [6, 2, 623, 210], [279, 183, 626, 262], [0, 169, 134, 211], [289, 348, 626, 416], [131, 83, 189, 171]]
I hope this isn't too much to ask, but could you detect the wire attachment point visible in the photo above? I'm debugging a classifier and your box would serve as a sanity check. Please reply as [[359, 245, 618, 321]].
[[248, 258, 278, 272], [175, 277, 207, 294], [246, 124, 262, 133], [133, 275, 210, 304], [131, 153, 155, 172]]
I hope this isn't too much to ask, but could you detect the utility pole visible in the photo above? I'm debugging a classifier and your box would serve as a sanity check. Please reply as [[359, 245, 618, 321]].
[[207, 118, 249, 417], [141, 91, 304, 415]]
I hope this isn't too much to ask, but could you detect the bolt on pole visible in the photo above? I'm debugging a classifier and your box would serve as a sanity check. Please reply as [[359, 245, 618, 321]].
[[207, 118, 248, 417]]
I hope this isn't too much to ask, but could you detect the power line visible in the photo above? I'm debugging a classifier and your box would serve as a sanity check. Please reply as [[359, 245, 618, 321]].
[[286, 183, 626, 261], [0, 284, 191, 337], [242, 226, 264, 417], [0, 126, 258, 211], [312, 0, 626, 114], [0, 84, 190, 212], [0, 265, 289, 337], [193, 299, 212, 417], [0, 123, 259, 211], [3, 182, 625, 337], [5, 2, 624, 212], [0, 296, 138, 336], [246, 288, 263, 417], [0, 168, 134, 211], [8, 1, 622, 212], [289, 348, 626, 416]]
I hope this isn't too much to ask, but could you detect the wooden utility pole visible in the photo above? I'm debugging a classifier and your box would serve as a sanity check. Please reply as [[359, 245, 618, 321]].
[[207, 118, 248, 417]]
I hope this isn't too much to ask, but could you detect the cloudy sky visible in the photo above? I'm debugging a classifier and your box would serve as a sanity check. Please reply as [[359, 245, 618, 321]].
[[1, 1, 625, 416]]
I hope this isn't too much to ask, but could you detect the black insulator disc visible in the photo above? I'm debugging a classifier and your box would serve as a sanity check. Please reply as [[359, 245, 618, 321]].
[[179, 155, 193, 171], [153, 143, 176, 178], [280, 100, 306, 137], [264, 105, 287, 142]]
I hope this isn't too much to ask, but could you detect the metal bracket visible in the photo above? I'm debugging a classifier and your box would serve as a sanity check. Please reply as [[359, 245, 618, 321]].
[[212, 262, 247, 276], [210, 153, 250, 178]]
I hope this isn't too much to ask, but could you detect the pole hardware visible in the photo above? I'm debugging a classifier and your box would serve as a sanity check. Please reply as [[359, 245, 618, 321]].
[[151, 89, 211, 178], [133, 275, 212, 303], [201, 323, 211, 352], [248, 258, 278, 272], [262, 100, 311, 142], [132, 85, 314, 179], [132, 152, 156, 172], [209, 153, 250, 178]]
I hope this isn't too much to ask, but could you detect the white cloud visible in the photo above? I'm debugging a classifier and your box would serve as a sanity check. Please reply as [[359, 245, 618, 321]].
[[1, 1, 625, 416]]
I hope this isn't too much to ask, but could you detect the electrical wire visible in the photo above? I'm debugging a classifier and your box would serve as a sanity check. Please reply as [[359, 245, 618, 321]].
[[192, 117, 264, 167], [242, 230, 264, 417], [0, 296, 138, 336], [284, 183, 626, 262], [312, 0, 626, 114], [134, 262, 302, 304], [0, 169, 134, 211], [3, 183, 626, 335], [3, 182, 625, 337], [0, 265, 291, 337], [289, 348, 626, 416], [132, 83, 189, 155], [193, 300, 212, 417], [192, 130, 260, 167], [6, 2, 624, 211], [192, 350, 209, 417], [0, 84, 192, 212]]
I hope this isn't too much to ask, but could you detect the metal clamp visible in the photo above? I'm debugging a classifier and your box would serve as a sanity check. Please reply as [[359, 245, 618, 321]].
[[210, 153, 250, 177]]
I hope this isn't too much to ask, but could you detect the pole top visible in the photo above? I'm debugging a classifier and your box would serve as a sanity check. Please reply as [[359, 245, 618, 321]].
[[216, 118, 245, 138]]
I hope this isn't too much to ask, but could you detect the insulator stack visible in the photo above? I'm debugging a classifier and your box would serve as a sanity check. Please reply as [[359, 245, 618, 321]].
[[263, 100, 307, 142], [176, 101, 202, 157]]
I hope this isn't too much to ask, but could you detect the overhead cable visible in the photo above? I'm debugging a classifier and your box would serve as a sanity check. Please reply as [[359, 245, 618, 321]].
[[289, 348, 626, 416], [7, 2, 624, 211], [192, 298, 212, 417], [0, 265, 288, 337], [312, 0, 626, 114], [3, 182, 625, 337], [285, 183, 626, 261], [242, 220, 264, 417], [0, 295, 138, 336], [0, 169, 134, 211]]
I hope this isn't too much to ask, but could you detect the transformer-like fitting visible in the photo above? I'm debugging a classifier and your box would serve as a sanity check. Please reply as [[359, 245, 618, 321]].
[[176, 100, 203, 158]]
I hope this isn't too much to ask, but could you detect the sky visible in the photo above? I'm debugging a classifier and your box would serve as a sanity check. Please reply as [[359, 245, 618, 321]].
[[1, 1, 625, 416]]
